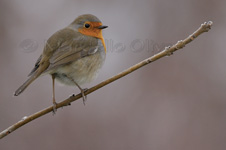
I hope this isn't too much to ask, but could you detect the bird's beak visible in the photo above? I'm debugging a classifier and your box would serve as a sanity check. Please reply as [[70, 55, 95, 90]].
[[98, 25, 108, 29]]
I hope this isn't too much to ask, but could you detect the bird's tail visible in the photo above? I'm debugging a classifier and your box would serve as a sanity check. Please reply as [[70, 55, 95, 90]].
[[14, 72, 42, 96]]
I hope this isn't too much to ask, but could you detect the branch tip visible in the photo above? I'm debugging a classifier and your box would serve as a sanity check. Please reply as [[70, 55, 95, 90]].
[[201, 21, 213, 32]]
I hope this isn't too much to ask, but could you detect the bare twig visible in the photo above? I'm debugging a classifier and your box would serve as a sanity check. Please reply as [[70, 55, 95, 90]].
[[0, 21, 213, 139]]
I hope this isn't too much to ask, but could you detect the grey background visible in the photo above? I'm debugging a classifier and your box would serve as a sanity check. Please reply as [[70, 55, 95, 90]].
[[1, 0, 226, 149]]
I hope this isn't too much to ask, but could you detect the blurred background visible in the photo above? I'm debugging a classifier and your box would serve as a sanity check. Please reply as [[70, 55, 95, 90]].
[[0, 0, 226, 149]]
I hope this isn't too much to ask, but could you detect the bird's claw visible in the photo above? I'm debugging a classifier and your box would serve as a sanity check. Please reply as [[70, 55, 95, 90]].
[[81, 88, 88, 105], [52, 102, 58, 115]]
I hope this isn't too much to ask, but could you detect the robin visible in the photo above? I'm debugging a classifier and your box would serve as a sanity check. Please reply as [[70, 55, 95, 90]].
[[14, 14, 108, 112]]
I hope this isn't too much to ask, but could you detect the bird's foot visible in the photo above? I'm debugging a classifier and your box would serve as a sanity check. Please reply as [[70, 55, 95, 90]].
[[52, 102, 58, 115], [81, 88, 88, 105]]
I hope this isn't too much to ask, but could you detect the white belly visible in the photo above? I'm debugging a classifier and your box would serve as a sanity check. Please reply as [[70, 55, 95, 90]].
[[53, 51, 105, 86]]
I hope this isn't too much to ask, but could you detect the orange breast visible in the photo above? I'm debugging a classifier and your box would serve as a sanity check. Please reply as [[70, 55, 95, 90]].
[[78, 22, 106, 53]]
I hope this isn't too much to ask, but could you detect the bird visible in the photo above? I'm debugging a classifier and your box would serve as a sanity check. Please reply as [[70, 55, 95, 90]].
[[14, 14, 108, 112]]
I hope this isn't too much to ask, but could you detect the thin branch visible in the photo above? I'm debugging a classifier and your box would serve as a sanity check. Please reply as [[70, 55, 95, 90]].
[[0, 21, 213, 139]]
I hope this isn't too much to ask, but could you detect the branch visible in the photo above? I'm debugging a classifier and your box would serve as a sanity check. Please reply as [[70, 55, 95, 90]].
[[0, 21, 213, 139]]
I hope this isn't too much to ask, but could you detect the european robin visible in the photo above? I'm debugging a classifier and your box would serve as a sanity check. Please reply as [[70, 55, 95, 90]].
[[14, 14, 108, 112]]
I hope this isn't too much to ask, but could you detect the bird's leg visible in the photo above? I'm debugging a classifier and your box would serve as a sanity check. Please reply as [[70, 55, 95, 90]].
[[73, 81, 88, 105], [52, 74, 57, 114], [63, 74, 87, 105]]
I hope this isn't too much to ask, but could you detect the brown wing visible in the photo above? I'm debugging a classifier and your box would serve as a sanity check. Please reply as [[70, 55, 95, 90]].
[[45, 28, 99, 71], [27, 28, 99, 75]]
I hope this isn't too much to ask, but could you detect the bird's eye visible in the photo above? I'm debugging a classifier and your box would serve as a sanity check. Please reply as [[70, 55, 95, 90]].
[[84, 23, 90, 28]]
